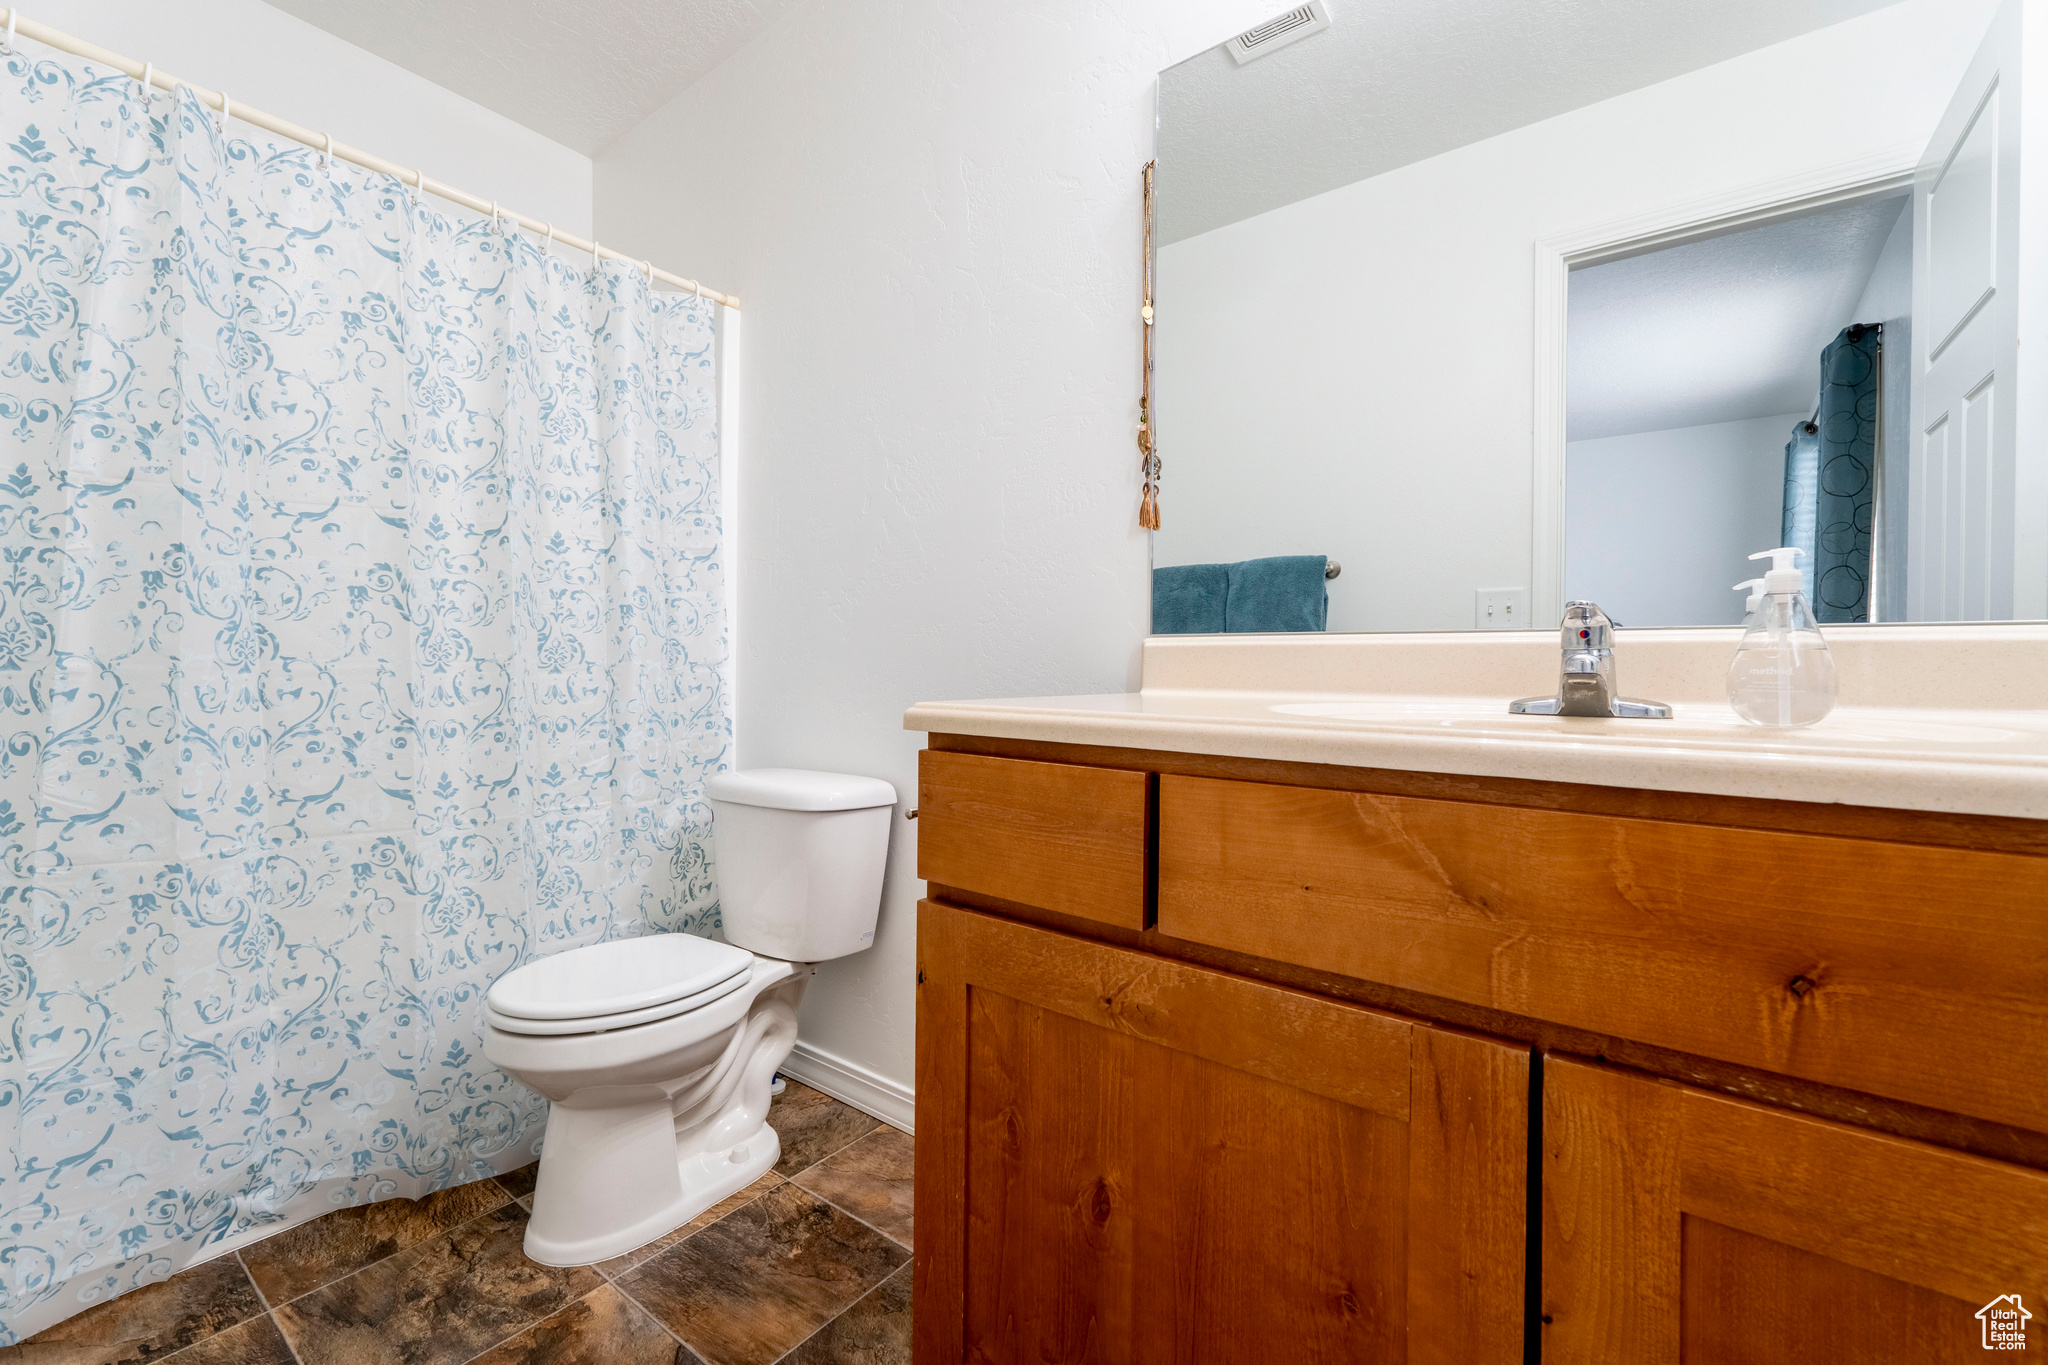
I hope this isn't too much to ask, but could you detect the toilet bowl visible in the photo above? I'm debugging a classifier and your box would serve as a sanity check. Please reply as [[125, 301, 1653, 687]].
[[482, 769, 896, 1266]]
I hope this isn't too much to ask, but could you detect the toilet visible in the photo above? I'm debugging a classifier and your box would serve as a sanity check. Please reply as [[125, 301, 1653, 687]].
[[481, 769, 896, 1266]]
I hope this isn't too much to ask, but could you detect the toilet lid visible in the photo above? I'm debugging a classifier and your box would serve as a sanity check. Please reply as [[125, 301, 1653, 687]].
[[487, 934, 753, 1022], [483, 967, 755, 1036]]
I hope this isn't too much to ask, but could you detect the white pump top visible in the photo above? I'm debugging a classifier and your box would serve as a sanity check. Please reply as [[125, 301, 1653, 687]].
[[1748, 546, 1806, 595], [1732, 577, 1766, 614]]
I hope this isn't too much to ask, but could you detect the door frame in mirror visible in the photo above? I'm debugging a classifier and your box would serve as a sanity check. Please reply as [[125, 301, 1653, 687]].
[[1530, 142, 1923, 622]]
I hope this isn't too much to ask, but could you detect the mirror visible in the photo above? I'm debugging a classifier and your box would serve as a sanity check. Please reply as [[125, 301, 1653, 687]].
[[1152, 0, 2041, 633]]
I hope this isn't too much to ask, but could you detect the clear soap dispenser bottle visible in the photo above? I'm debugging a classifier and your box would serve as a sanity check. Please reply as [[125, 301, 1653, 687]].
[[1731, 577, 1765, 626], [1727, 547, 1836, 728]]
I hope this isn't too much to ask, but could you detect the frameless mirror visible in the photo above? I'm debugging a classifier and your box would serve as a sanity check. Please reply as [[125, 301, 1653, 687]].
[[1151, 0, 2043, 633]]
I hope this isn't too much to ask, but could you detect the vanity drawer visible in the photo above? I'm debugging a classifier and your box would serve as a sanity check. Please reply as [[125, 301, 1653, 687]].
[[1156, 774, 2048, 1134], [917, 751, 1150, 930]]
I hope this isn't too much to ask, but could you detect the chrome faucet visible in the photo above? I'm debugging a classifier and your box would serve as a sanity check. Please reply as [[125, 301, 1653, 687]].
[[1509, 602, 1672, 718]]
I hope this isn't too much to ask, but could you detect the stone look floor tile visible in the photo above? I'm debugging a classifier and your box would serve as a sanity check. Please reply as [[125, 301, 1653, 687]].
[[780, 1263, 912, 1365], [15, 1254, 264, 1364], [464, 1284, 703, 1365], [767, 1083, 881, 1178], [791, 1126, 913, 1249], [14, 1104, 914, 1365], [493, 1162, 540, 1201], [154, 1313, 296, 1365], [272, 1203, 600, 1365], [595, 1173, 784, 1278], [238, 1178, 511, 1307], [618, 1183, 908, 1365]]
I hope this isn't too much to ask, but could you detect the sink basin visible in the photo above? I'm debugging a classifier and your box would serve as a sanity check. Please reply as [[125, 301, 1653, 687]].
[[1270, 698, 2027, 746], [1271, 698, 1536, 721]]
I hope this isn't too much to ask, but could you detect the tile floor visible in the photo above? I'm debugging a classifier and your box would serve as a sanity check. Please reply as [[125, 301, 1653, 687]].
[[8, 1083, 912, 1365]]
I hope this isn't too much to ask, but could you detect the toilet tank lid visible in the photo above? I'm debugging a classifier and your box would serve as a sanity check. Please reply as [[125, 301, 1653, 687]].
[[705, 768, 897, 812]]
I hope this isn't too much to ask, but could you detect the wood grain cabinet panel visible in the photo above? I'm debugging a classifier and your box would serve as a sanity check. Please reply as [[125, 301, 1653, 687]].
[[1543, 1055, 2048, 1364], [915, 899, 1529, 1364], [1154, 774, 2048, 1133], [916, 750, 1150, 929]]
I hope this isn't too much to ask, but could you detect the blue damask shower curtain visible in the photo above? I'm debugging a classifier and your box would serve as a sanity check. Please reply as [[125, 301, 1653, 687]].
[[0, 54, 726, 1339]]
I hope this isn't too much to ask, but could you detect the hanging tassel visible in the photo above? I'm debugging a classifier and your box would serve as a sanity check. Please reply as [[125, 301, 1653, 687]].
[[1138, 405, 1160, 529]]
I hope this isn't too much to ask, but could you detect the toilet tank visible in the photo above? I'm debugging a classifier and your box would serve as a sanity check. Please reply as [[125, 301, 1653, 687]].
[[704, 769, 897, 962]]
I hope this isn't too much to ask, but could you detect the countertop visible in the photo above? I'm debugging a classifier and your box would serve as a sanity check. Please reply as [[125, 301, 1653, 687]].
[[903, 629, 2048, 820]]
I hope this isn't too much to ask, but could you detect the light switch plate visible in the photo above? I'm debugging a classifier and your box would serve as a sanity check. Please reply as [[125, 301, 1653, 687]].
[[1476, 588, 1530, 630]]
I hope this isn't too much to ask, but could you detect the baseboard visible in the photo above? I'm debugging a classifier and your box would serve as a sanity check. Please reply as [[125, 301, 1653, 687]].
[[779, 1039, 914, 1134]]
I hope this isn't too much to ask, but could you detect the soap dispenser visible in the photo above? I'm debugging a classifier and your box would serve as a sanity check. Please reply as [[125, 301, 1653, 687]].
[[1727, 547, 1836, 728], [1731, 577, 1766, 625]]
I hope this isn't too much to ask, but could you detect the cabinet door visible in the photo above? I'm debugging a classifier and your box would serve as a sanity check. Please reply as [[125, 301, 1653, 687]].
[[915, 899, 1529, 1365], [1544, 1056, 2048, 1363]]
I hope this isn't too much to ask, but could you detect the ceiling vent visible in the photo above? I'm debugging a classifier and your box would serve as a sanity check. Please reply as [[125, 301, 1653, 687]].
[[1225, 1, 1331, 65]]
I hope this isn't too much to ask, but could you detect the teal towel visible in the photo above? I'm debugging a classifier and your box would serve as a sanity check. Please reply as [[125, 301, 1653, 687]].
[[1225, 555, 1328, 632], [1152, 561, 1228, 633], [1152, 556, 1328, 634]]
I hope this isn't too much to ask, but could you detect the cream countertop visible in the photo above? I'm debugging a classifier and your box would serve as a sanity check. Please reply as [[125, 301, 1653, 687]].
[[903, 627, 2048, 820]]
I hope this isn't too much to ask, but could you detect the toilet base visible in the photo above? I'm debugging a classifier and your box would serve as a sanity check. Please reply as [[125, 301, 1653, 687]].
[[510, 963, 808, 1267], [522, 1119, 781, 1267]]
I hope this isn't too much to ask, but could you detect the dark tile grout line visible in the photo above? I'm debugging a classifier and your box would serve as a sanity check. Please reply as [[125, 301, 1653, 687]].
[[232, 1246, 308, 1365], [764, 1260, 913, 1365], [534, 1117, 903, 1365], [507, 1116, 903, 1365], [113, 1100, 899, 1365]]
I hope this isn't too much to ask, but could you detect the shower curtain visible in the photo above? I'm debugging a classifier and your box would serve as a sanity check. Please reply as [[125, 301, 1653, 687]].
[[1782, 326, 1880, 623], [0, 55, 726, 1339]]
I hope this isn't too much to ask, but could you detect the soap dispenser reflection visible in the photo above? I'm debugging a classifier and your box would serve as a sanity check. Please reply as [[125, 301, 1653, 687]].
[[1727, 547, 1836, 728]]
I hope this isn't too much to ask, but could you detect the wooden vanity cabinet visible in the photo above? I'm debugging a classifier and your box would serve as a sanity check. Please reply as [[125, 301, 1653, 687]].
[[915, 901, 1530, 1365], [1544, 1056, 2048, 1363], [914, 739, 2048, 1364]]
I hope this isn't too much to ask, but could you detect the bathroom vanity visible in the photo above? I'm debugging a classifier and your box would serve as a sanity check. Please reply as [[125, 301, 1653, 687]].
[[905, 630, 2048, 1363]]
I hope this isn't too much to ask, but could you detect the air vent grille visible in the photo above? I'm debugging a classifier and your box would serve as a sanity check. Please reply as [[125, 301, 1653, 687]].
[[1226, 1, 1331, 64]]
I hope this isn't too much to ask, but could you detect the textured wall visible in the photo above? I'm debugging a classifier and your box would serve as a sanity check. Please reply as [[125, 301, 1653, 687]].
[[592, 0, 1272, 1098], [31, 0, 594, 236]]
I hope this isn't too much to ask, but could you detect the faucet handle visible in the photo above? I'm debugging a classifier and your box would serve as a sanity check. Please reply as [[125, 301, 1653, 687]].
[[1510, 600, 1671, 718], [1560, 600, 1613, 652]]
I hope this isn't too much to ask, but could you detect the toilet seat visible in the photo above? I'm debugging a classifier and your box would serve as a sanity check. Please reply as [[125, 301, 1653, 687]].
[[486, 934, 754, 1036]]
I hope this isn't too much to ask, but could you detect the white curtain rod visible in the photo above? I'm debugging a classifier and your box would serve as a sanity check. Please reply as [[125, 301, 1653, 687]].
[[0, 7, 737, 309]]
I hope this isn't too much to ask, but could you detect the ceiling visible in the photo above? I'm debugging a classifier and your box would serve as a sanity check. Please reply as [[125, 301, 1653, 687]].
[[264, 0, 804, 155], [1566, 193, 1909, 442], [1158, 0, 1912, 245]]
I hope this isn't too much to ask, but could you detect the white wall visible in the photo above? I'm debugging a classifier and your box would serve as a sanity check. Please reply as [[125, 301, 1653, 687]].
[[592, 1, 1277, 1101], [29, 0, 593, 236], [1566, 412, 1805, 626], [1155, 0, 1991, 633]]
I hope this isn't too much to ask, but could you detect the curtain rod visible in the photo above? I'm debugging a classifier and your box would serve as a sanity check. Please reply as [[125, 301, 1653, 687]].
[[0, 7, 737, 309]]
